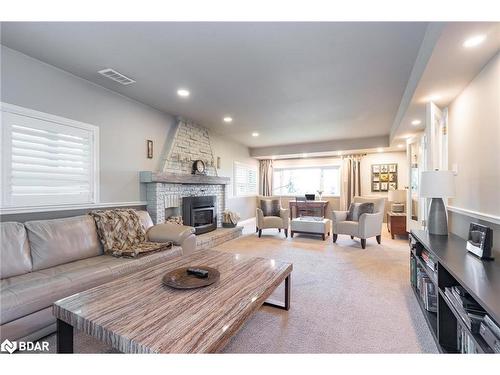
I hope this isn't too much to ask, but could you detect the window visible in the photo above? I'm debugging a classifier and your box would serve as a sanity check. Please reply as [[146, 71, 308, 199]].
[[1, 103, 99, 209], [273, 166, 340, 196], [233, 162, 257, 196]]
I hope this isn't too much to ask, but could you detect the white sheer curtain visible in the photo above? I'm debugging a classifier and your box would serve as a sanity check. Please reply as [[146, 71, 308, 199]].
[[340, 155, 363, 210]]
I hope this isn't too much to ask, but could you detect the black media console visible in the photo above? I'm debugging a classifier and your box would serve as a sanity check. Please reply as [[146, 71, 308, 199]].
[[410, 230, 500, 353]]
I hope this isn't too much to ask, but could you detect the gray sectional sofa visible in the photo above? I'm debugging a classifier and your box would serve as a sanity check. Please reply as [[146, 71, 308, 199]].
[[0, 211, 196, 342]]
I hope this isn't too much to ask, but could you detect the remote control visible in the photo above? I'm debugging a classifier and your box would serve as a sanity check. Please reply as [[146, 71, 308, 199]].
[[187, 268, 209, 278]]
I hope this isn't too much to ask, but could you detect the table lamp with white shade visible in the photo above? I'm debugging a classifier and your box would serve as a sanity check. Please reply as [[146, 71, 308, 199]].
[[388, 189, 406, 213], [419, 170, 455, 236]]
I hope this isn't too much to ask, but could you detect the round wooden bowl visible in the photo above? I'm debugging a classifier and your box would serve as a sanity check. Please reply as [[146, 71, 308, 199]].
[[162, 266, 220, 289]]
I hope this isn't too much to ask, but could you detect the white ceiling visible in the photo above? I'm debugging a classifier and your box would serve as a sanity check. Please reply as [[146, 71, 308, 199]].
[[0, 22, 428, 148], [391, 22, 500, 144]]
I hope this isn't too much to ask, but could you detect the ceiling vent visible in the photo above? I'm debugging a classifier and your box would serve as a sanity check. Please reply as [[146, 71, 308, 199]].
[[98, 68, 136, 85]]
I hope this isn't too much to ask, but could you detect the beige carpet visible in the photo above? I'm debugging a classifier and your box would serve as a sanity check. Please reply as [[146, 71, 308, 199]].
[[41, 222, 438, 353]]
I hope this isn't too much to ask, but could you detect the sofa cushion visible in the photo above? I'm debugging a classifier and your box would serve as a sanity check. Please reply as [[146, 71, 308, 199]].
[[0, 307, 55, 342], [0, 247, 182, 325], [25, 215, 102, 271], [346, 202, 374, 221], [260, 199, 280, 217], [147, 223, 195, 245], [0, 222, 33, 279], [136, 210, 154, 231]]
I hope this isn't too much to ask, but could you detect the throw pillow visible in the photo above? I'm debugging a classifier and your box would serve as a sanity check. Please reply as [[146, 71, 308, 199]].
[[346, 202, 375, 221], [260, 199, 281, 217], [346, 202, 357, 221]]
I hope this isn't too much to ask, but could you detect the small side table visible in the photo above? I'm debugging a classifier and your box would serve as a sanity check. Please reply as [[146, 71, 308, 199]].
[[387, 212, 407, 239]]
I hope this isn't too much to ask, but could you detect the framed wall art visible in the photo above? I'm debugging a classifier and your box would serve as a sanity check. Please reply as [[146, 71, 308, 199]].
[[371, 163, 398, 192], [147, 140, 153, 159]]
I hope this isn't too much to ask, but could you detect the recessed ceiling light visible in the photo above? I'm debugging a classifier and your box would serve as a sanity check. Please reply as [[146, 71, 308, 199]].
[[177, 89, 190, 97], [411, 119, 421, 126], [377, 147, 384, 153], [223, 116, 233, 123], [397, 144, 404, 148], [252, 132, 259, 137], [463, 34, 486, 48]]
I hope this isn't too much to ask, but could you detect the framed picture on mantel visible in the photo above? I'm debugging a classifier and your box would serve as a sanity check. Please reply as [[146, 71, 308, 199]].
[[372, 163, 397, 192]]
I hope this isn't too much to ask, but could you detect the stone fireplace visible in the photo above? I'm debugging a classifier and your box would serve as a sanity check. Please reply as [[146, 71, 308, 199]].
[[141, 172, 229, 228], [140, 118, 243, 248], [140, 118, 230, 229]]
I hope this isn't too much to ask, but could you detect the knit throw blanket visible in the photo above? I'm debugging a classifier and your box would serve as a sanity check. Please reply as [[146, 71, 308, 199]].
[[89, 209, 172, 258]]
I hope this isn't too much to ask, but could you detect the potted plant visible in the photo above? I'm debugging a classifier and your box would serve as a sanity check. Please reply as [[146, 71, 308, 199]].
[[222, 209, 240, 228]]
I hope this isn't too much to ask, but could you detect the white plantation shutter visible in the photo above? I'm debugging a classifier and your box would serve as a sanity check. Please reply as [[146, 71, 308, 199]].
[[1, 104, 99, 208], [234, 162, 257, 196]]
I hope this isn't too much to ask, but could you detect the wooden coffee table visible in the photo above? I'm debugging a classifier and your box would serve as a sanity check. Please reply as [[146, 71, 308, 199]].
[[53, 250, 292, 353]]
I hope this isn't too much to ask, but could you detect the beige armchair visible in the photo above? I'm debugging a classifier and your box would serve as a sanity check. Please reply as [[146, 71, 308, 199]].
[[256, 196, 290, 238], [332, 196, 385, 249]]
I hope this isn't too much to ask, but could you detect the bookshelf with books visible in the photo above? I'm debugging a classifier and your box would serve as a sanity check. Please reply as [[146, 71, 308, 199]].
[[410, 230, 500, 354]]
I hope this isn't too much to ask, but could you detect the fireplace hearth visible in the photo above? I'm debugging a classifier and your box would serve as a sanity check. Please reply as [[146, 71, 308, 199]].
[[183, 196, 217, 235]]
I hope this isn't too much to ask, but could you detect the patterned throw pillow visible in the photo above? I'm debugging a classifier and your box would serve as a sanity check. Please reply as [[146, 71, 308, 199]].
[[89, 209, 171, 258], [260, 199, 280, 217], [346, 202, 374, 222]]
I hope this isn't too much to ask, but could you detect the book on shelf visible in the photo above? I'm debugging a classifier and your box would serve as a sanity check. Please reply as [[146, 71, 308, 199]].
[[444, 287, 486, 333], [451, 286, 483, 312], [458, 325, 479, 354], [410, 255, 417, 287], [423, 278, 437, 312], [415, 264, 437, 312], [420, 249, 437, 273], [483, 315, 500, 339], [479, 322, 500, 353]]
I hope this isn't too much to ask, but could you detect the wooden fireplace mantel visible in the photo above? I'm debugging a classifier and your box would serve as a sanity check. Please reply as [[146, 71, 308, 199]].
[[140, 171, 230, 185]]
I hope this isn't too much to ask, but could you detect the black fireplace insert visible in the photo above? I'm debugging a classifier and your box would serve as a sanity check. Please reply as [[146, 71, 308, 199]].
[[182, 196, 217, 235]]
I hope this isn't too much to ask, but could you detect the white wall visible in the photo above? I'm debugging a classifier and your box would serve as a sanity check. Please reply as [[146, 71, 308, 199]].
[[448, 52, 499, 218], [447, 52, 500, 256], [360, 151, 408, 221], [210, 132, 259, 220], [360, 151, 408, 198], [1, 46, 176, 204]]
